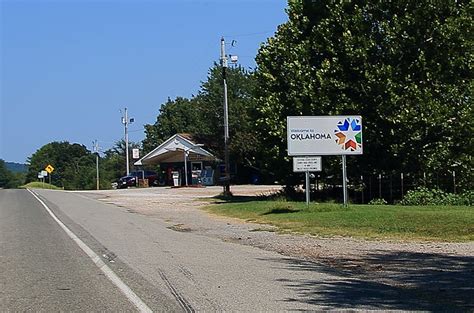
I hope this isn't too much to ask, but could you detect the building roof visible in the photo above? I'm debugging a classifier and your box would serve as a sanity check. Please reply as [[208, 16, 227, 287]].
[[134, 133, 218, 166]]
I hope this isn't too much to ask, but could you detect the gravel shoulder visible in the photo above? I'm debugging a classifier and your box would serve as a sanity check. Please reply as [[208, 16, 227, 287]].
[[78, 185, 474, 309]]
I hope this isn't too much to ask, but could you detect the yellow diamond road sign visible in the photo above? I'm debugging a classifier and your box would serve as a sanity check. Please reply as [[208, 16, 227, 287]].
[[45, 164, 54, 174]]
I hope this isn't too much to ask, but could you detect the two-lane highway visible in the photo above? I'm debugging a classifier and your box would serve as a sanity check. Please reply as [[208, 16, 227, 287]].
[[0, 189, 140, 311], [2, 188, 345, 311], [5, 187, 448, 311]]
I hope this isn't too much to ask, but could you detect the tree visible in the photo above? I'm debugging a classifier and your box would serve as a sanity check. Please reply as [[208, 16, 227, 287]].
[[101, 139, 141, 184], [26, 141, 95, 189], [254, 1, 473, 191], [143, 64, 259, 171], [143, 97, 203, 153], [195, 64, 259, 165], [0, 159, 15, 188]]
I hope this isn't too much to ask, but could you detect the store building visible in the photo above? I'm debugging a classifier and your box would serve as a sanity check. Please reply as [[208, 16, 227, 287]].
[[134, 133, 219, 186]]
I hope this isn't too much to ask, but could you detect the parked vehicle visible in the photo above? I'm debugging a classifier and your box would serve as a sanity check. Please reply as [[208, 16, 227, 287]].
[[117, 171, 158, 188]]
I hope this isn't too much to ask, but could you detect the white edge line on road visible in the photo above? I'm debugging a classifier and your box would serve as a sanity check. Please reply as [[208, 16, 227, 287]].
[[27, 189, 152, 313]]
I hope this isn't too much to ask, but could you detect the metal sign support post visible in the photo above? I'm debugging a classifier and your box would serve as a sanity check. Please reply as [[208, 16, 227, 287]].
[[183, 150, 189, 186], [401, 172, 404, 199], [305, 171, 310, 207], [342, 155, 348, 206]]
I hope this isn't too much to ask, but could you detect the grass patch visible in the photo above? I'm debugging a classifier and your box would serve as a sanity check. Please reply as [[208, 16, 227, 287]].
[[204, 200, 474, 242], [20, 182, 62, 190]]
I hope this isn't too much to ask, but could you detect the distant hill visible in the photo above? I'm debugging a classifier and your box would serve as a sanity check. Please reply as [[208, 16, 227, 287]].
[[5, 162, 28, 173]]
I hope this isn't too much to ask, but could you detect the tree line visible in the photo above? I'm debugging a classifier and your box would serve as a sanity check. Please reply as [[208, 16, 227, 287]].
[[8, 1, 471, 195]]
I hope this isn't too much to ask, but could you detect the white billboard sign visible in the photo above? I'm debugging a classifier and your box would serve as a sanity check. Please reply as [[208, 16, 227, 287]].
[[293, 156, 322, 172], [287, 116, 363, 156]]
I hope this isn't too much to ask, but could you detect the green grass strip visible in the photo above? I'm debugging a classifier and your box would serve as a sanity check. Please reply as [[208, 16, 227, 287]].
[[204, 200, 474, 242], [20, 182, 63, 190]]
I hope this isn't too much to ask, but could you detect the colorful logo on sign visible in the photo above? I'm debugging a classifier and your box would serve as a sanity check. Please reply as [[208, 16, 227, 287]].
[[334, 118, 362, 151]]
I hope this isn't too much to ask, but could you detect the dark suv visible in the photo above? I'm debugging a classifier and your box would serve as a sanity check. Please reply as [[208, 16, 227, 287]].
[[117, 171, 158, 188]]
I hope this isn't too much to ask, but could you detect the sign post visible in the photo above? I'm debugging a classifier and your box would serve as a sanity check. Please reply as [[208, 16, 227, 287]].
[[45, 165, 54, 187], [293, 156, 322, 206], [287, 116, 363, 206], [342, 155, 348, 205], [38, 172, 44, 188]]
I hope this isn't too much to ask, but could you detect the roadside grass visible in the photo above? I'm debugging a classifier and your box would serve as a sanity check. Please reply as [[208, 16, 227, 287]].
[[20, 182, 62, 190], [204, 200, 474, 242]]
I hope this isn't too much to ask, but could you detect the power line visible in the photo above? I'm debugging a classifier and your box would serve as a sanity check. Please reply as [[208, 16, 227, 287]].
[[223, 30, 275, 38]]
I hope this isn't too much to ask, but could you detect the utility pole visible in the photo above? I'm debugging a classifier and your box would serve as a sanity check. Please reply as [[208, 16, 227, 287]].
[[220, 37, 230, 196], [121, 108, 134, 176], [93, 140, 100, 190]]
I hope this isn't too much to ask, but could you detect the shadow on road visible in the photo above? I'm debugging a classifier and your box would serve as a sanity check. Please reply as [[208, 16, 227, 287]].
[[261, 251, 474, 311]]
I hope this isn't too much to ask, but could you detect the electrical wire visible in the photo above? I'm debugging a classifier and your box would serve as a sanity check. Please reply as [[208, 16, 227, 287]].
[[223, 30, 275, 38]]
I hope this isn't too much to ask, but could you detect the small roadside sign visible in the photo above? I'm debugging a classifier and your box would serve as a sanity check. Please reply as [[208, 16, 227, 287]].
[[41, 170, 48, 177], [45, 164, 54, 174], [38, 172, 43, 179], [132, 148, 140, 159], [293, 156, 322, 172]]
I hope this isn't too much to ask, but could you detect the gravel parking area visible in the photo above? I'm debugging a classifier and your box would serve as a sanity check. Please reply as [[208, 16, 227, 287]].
[[81, 185, 473, 258], [80, 185, 474, 309]]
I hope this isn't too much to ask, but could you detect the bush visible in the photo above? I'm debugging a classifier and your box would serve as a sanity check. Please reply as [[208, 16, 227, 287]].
[[400, 187, 472, 206], [369, 198, 387, 205]]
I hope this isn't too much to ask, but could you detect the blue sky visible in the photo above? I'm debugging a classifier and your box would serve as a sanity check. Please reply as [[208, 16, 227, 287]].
[[0, 0, 288, 163]]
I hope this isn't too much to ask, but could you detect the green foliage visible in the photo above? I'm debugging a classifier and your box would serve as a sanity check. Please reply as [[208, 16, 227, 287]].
[[25, 140, 144, 190], [142, 97, 203, 153], [143, 64, 259, 167], [254, 1, 473, 190], [26, 141, 96, 190], [400, 187, 472, 206], [0, 159, 24, 188], [368, 198, 388, 205], [101, 140, 141, 185], [5, 162, 28, 173]]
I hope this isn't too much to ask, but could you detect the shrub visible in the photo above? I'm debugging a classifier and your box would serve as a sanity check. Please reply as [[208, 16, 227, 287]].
[[400, 187, 472, 206], [369, 198, 387, 205]]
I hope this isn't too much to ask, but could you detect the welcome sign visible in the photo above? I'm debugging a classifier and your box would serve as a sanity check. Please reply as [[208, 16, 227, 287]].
[[287, 116, 363, 156]]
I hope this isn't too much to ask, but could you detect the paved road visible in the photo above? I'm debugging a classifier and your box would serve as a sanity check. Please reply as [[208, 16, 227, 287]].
[[0, 189, 139, 311], [2, 188, 345, 311], [3, 188, 471, 311]]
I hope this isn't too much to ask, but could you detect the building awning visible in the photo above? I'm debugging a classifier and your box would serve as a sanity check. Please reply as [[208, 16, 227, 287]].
[[134, 133, 218, 166]]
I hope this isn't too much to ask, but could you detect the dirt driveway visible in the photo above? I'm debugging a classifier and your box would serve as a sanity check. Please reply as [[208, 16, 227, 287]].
[[80, 185, 474, 310]]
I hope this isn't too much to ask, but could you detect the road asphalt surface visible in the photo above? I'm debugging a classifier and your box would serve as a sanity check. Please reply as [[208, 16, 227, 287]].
[[0, 189, 140, 311], [1, 188, 472, 311]]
